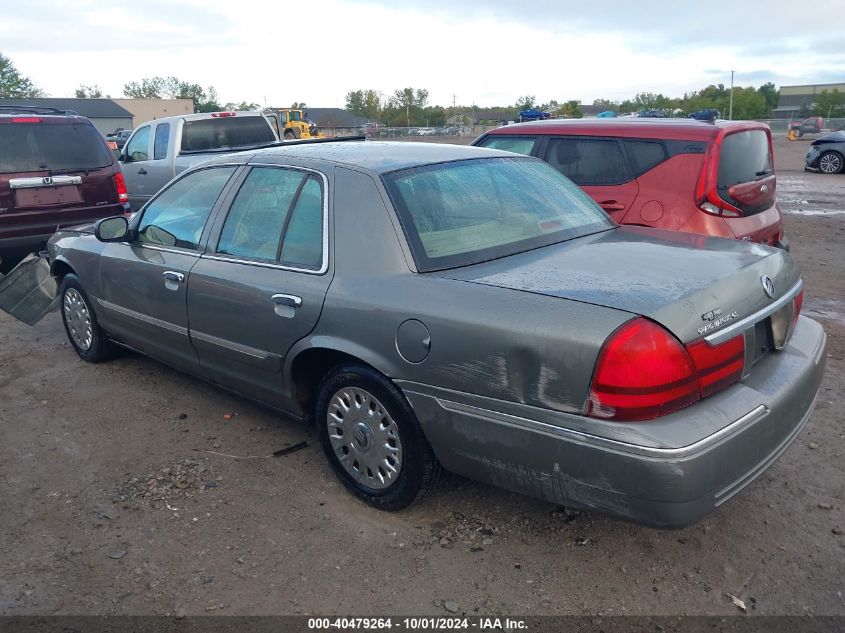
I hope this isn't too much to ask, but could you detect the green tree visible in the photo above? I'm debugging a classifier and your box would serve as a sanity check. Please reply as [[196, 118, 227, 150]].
[[345, 89, 383, 120], [515, 95, 536, 110], [74, 84, 104, 98], [757, 82, 778, 112], [224, 101, 260, 111], [0, 52, 44, 97], [291, 101, 307, 108], [561, 100, 583, 118], [814, 89, 845, 118], [124, 76, 220, 112], [123, 77, 164, 99]]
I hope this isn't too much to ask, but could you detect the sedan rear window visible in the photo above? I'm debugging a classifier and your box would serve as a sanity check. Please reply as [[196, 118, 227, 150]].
[[0, 122, 113, 173], [180, 116, 276, 152], [383, 157, 614, 271]]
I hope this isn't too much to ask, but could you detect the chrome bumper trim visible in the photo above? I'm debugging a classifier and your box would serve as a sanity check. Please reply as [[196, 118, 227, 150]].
[[433, 398, 769, 459]]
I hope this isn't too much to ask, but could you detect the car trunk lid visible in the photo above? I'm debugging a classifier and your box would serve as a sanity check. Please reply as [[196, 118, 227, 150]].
[[434, 226, 800, 345]]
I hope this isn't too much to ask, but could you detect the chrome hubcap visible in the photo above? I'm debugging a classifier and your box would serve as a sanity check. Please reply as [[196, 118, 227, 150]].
[[327, 387, 403, 490], [63, 288, 93, 351], [820, 154, 841, 173]]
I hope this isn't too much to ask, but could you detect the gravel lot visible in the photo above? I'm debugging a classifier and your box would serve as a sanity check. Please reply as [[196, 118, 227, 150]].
[[0, 135, 843, 617]]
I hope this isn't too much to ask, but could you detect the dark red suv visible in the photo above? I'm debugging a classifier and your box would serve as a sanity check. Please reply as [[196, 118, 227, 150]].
[[473, 119, 787, 248], [0, 106, 129, 258]]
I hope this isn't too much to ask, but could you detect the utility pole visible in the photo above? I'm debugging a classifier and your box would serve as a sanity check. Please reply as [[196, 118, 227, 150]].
[[729, 70, 735, 120], [452, 94, 456, 108]]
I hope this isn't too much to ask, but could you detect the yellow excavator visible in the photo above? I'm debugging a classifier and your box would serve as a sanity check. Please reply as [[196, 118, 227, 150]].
[[264, 108, 324, 140]]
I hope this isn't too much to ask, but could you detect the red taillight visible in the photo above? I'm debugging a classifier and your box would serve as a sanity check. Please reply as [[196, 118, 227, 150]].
[[694, 131, 743, 218], [587, 318, 700, 422], [210, 112, 236, 118], [588, 318, 748, 422], [686, 335, 745, 398], [114, 172, 129, 203], [12, 117, 42, 123]]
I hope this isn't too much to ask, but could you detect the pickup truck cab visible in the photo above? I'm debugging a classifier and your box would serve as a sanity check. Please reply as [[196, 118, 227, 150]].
[[120, 111, 277, 210]]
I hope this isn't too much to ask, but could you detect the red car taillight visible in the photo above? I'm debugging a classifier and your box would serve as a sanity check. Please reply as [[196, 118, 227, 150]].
[[686, 335, 745, 398], [114, 172, 129, 204], [693, 133, 743, 218], [587, 318, 747, 422], [587, 318, 700, 422]]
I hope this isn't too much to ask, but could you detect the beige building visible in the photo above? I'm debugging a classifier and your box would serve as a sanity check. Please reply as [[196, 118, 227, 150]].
[[111, 98, 194, 128]]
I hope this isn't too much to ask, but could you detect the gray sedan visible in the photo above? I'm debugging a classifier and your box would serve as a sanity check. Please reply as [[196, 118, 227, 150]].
[[41, 141, 825, 527]]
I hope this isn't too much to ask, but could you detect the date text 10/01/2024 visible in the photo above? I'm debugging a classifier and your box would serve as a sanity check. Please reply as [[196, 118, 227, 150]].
[[307, 617, 528, 630]]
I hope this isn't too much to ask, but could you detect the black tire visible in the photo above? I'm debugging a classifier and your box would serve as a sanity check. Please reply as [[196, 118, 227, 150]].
[[284, 131, 295, 140], [819, 151, 844, 174], [315, 364, 442, 510], [795, 128, 803, 138], [59, 274, 114, 363]]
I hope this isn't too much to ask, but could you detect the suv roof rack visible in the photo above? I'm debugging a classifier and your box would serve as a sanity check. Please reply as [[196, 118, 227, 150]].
[[0, 105, 79, 116]]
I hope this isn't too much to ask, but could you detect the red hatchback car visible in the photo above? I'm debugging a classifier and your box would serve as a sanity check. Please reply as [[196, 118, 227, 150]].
[[0, 106, 129, 258], [473, 119, 787, 248]]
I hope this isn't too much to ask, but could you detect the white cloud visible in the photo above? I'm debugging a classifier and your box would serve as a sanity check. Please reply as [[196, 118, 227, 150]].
[[3, 0, 843, 106]]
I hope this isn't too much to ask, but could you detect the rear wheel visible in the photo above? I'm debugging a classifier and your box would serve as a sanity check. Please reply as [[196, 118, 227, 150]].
[[59, 274, 114, 363], [284, 130, 295, 140], [315, 364, 442, 510], [819, 151, 844, 174]]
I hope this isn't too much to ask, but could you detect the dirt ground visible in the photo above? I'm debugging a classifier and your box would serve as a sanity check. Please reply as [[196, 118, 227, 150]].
[[0, 135, 843, 618]]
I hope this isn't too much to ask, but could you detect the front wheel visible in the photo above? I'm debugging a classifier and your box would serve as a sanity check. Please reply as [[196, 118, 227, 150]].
[[315, 364, 442, 510], [59, 274, 114, 363], [819, 151, 844, 174]]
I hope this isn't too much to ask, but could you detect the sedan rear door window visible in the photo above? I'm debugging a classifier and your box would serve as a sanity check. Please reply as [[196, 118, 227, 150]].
[[216, 167, 305, 261], [138, 166, 236, 250], [544, 138, 630, 185]]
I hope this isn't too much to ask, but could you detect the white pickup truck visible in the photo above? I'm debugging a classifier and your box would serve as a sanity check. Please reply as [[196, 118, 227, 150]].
[[119, 111, 278, 210]]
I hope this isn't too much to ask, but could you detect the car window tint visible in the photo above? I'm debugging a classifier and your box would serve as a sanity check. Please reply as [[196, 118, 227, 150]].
[[544, 138, 629, 185], [477, 136, 537, 156], [153, 123, 170, 160], [279, 176, 323, 269], [217, 167, 305, 261], [180, 116, 275, 152], [718, 130, 772, 190], [0, 122, 112, 173], [625, 140, 667, 176], [138, 167, 236, 250], [384, 157, 613, 271], [124, 126, 150, 163]]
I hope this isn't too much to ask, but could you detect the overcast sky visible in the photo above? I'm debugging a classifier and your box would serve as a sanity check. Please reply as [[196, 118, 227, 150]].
[[2, 0, 844, 108]]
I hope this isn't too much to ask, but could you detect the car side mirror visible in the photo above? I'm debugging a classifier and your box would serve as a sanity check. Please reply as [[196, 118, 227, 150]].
[[95, 216, 129, 242]]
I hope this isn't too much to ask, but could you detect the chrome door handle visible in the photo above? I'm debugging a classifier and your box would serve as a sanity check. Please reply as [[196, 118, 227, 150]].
[[272, 293, 302, 308], [163, 270, 184, 291]]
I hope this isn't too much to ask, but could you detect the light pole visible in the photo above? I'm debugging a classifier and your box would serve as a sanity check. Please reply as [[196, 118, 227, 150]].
[[729, 70, 735, 120]]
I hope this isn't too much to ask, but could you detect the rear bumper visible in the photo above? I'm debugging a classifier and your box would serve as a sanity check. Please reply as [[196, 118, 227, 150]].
[[402, 316, 826, 528], [0, 205, 125, 252]]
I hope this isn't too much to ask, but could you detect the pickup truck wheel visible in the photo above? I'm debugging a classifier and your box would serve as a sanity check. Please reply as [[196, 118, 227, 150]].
[[59, 274, 114, 363], [316, 364, 442, 510], [819, 151, 844, 174]]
